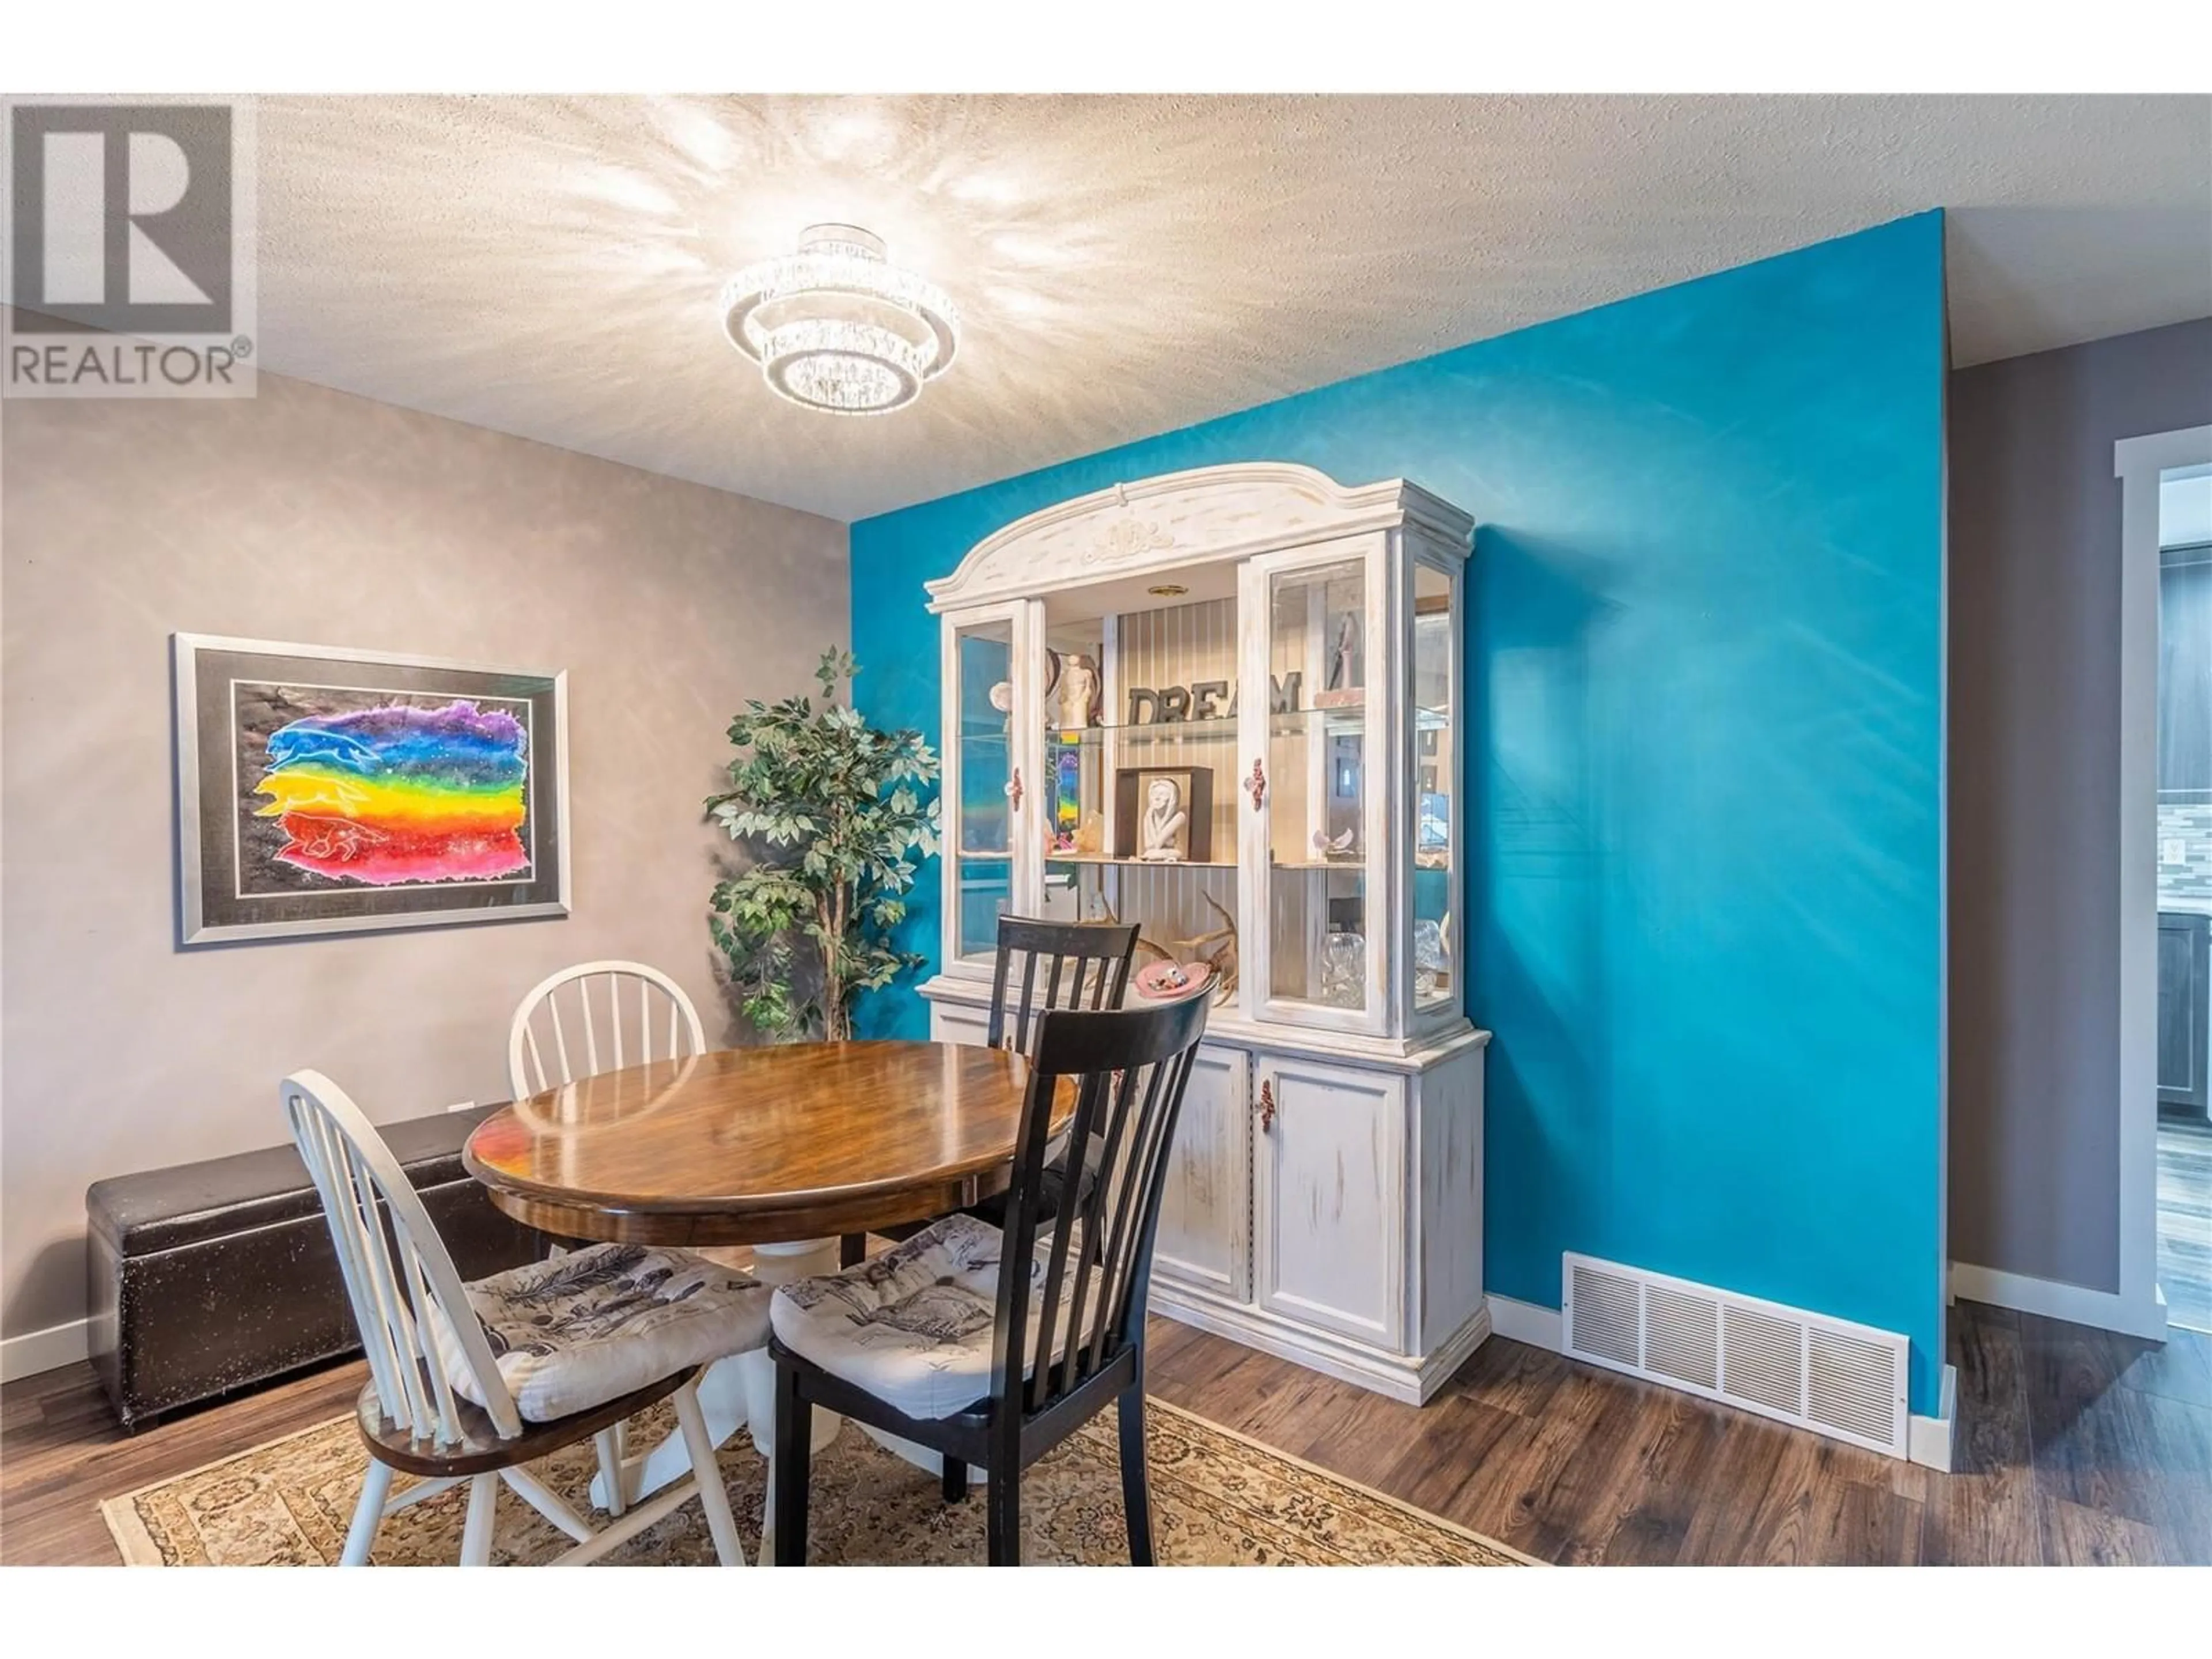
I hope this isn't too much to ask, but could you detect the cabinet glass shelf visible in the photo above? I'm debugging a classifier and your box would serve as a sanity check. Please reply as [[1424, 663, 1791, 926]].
[[1044, 707, 1383, 743], [1046, 721, 1238, 747], [1042, 853, 1365, 872]]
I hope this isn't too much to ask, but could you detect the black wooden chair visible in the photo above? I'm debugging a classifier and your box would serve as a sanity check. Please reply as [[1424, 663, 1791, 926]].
[[872, 915, 1138, 1250], [768, 993, 1210, 1565], [982, 915, 1141, 1054], [964, 915, 1138, 1226]]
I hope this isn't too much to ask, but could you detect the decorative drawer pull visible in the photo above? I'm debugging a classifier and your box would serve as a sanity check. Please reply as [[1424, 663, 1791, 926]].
[[1006, 768, 1023, 812], [1257, 1080, 1275, 1132], [1244, 760, 1267, 811]]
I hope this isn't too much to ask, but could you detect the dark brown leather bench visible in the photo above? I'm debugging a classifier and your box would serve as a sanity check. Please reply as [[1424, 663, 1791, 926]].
[[85, 1104, 542, 1431]]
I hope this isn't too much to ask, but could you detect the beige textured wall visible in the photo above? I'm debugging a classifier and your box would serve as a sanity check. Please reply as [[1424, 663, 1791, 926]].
[[0, 367, 849, 1339]]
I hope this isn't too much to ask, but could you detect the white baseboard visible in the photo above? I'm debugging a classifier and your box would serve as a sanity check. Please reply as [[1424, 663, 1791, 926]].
[[1, 1317, 90, 1383], [1485, 1293, 1563, 1352], [1950, 1262, 2170, 1342], [1908, 1363, 1958, 1472]]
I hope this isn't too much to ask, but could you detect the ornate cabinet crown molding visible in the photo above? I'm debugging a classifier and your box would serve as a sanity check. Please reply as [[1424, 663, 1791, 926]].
[[924, 462, 1472, 613]]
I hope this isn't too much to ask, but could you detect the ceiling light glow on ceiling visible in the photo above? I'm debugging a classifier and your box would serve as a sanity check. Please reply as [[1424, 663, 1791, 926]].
[[719, 224, 960, 416]]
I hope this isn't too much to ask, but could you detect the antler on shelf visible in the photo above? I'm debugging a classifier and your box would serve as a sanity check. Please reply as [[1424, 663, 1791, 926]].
[[1098, 897, 1175, 964]]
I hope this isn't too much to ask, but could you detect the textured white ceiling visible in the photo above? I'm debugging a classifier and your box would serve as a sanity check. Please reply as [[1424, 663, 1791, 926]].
[[251, 94, 2212, 521]]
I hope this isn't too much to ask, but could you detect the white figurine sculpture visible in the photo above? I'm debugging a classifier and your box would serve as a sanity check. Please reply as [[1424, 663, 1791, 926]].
[[1059, 653, 1100, 729], [1138, 776, 1188, 862]]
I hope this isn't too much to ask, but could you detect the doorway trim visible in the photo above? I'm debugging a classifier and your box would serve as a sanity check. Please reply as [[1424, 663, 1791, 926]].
[[2115, 423, 2212, 1340]]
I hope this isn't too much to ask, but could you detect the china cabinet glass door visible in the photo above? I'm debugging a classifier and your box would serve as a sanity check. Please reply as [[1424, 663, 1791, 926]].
[[944, 603, 1032, 969], [1410, 556, 1461, 1021], [1241, 539, 1383, 1031]]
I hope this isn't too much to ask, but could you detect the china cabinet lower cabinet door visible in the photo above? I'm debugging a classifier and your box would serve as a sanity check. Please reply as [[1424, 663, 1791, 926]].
[[1252, 1056, 1406, 1351], [928, 999, 993, 1048], [1152, 1044, 1251, 1302]]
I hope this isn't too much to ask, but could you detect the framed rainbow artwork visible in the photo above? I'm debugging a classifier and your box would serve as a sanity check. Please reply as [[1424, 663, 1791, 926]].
[[174, 634, 570, 943]]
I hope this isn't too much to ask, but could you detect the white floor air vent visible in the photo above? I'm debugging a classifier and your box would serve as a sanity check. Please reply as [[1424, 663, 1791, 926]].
[[1562, 1253, 1910, 1458]]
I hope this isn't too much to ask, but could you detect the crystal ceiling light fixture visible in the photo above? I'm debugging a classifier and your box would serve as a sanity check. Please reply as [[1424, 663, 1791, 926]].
[[719, 223, 960, 415]]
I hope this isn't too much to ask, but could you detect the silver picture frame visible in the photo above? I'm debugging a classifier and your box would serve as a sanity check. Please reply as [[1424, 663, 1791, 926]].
[[173, 632, 571, 944]]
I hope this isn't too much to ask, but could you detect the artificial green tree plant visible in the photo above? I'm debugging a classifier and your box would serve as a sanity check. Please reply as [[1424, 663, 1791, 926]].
[[708, 648, 940, 1043]]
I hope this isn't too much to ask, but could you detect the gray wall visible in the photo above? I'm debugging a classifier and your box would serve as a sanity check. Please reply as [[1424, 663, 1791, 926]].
[[1948, 317, 2212, 1290], [1, 366, 848, 1340]]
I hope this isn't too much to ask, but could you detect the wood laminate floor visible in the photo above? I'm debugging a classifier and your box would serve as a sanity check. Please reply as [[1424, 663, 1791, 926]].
[[2160, 1115, 2212, 1334], [4, 1300, 2206, 1566]]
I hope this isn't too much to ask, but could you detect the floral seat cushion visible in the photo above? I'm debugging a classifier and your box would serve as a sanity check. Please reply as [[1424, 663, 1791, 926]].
[[429, 1242, 770, 1423], [768, 1214, 1098, 1421]]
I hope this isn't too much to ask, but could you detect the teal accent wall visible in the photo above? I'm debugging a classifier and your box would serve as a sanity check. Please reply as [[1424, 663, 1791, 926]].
[[851, 213, 1948, 1411]]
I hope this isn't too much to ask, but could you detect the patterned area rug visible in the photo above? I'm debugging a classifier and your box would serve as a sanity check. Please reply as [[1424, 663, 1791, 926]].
[[102, 1395, 1529, 1566]]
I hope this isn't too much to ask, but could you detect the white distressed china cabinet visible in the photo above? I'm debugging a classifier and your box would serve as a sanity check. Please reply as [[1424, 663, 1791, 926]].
[[919, 462, 1491, 1403]]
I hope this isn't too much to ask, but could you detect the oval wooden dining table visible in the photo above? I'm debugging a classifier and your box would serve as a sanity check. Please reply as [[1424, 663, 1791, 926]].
[[462, 1039, 1068, 1513]]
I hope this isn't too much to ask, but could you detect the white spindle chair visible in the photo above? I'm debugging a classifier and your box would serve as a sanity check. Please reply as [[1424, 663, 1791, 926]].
[[506, 955, 712, 1513], [506, 960, 707, 1103], [505, 961, 712, 1512], [283, 1070, 754, 1566]]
